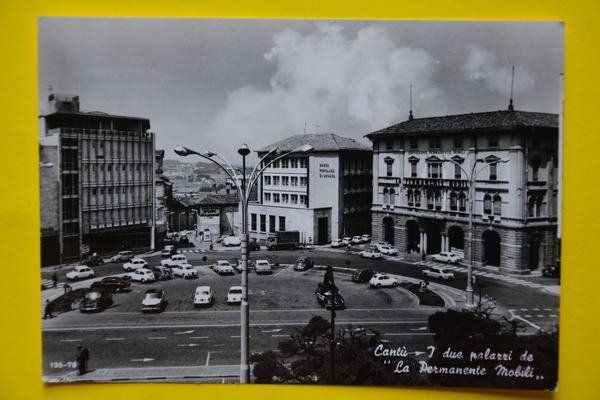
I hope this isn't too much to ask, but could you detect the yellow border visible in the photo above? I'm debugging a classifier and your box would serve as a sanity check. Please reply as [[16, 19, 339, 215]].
[[1, 1, 599, 399]]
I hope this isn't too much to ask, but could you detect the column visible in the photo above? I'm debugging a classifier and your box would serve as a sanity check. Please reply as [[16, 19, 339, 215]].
[[422, 231, 428, 254]]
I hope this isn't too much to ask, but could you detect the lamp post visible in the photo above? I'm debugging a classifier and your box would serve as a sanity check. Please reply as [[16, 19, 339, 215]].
[[174, 142, 313, 383], [442, 157, 508, 307]]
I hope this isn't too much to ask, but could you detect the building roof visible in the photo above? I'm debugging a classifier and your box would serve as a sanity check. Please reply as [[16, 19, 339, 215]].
[[257, 133, 370, 153], [198, 193, 240, 206], [365, 110, 558, 139], [42, 111, 151, 130]]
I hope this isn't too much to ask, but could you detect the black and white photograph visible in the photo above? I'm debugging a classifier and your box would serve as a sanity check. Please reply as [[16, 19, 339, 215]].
[[39, 18, 563, 389]]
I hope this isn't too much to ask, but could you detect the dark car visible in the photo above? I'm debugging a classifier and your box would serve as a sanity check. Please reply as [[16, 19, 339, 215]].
[[315, 284, 345, 310], [542, 264, 560, 278], [79, 290, 113, 313], [84, 254, 104, 267], [247, 241, 261, 252], [141, 288, 167, 313], [90, 276, 131, 293], [294, 256, 314, 271], [150, 266, 173, 280], [351, 269, 376, 283]]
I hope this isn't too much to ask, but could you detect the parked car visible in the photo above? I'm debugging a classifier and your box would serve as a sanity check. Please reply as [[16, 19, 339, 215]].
[[233, 258, 254, 273], [254, 259, 273, 274], [90, 276, 131, 293], [161, 254, 188, 268], [376, 244, 398, 256], [431, 252, 462, 264], [141, 288, 167, 312], [375, 241, 392, 248], [341, 237, 352, 246], [123, 258, 148, 271], [150, 266, 173, 280], [315, 284, 345, 310], [214, 260, 235, 275], [222, 236, 242, 247], [361, 234, 371, 243], [83, 253, 104, 267], [330, 239, 344, 248], [127, 268, 156, 283], [369, 273, 399, 288], [227, 286, 243, 304], [422, 266, 455, 280], [351, 269, 376, 283], [294, 256, 314, 271], [542, 264, 560, 278], [172, 263, 198, 279], [351, 235, 363, 244], [247, 240, 261, 251], [66, 265, 95, 281], [360, 249, 383, 259], [160, 245, 176, 257], [110, 250, 134, 263], [79, 290, 113, 313], [194, 286, 215, 307]]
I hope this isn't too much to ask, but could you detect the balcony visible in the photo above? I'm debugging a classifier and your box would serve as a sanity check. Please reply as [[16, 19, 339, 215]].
[[404, 177, 468, 189], [378, 176, 401, 185]]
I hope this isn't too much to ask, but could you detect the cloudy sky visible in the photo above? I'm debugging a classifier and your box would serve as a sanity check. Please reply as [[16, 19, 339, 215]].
[[39, 19, 563, 161]]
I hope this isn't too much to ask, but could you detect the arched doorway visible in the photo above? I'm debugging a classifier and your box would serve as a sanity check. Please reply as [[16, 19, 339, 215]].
[[448, 225, 464, 251], [529, 232, 543, 270], [406, 220, 419, 253], [426, 223, 441, 254], [482, 230, 501, 266], [383, 217, 395, 245]]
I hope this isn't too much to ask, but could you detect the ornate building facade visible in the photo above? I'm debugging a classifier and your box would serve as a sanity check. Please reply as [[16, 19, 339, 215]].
[[366, 110, 559, 274]]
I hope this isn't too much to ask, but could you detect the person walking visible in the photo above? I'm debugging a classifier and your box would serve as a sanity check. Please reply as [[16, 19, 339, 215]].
[[77, 346, 90, 375], [63, 283, 72, 294], [43, 299, 53, 319], [51, 272, 58, 289]]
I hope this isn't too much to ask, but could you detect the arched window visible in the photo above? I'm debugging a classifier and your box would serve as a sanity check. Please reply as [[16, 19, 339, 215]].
[[459, 192, 466, 212], [427, 190, 434, 210], [383, 187, 389, 205], [450, 192, 458, 211], [536, 196, 543, 217], [434, 191, 442, 210], [415, 190, 421, 208], [493, 194, 502, 215], [483, 194, 492, 214], [528, 196, 536, 217], [390, 188, 396, 206], [407, 189, 414, 207]]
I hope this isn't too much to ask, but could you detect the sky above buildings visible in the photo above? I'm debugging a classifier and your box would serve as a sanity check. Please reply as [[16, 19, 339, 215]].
[[39, 19, 563, 162]]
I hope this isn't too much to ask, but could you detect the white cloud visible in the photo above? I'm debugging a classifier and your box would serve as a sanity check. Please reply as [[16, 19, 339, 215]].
[[204, 23, 446, 154]]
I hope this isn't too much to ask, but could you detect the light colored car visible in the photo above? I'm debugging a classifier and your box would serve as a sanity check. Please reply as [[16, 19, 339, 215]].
[[214, 260, 235, 275], [123, 258, 148, 271], [330, 239, 344, 248], [110, 250, 134, 263], [361, 234, 371, 243], [422, 266, 455, 280], [161, 254, 188, 268], [160, 245, 176, 257], [254, 259, 273, 274], [341, 237, 352, 246], [141, 288, 167, 312], [360, 249, 383, 259], [351, 235, 363, 244], [66, 265, 94, 281], [369, 273, 398, 288], [194, 286, 214, 307], [376, 244, 398, 256], [127, 268, 156, 283], [172, 263, 198, 279], [431, 252, 462, 264], [375, 241, 391, 247], [222, 236, 242, 247], [227, 286, 243, 304]]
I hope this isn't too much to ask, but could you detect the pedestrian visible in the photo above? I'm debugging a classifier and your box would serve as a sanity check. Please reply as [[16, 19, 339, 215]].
[[77, 345, 90, 375], [51, 272, 58, 289], [209, 243, 213, 251], [43, 299, 53, 319], [63, 283, 72, 294]]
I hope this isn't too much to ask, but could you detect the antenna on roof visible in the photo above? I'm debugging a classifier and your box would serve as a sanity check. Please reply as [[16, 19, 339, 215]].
[[409, 84, 414, 120], [508, 66, 515, 111]]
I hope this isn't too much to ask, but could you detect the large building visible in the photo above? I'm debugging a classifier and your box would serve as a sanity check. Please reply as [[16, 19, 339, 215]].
[[366, 110, 559, 274], [243, 133, 372, 245], [39, 94, 155, 265]]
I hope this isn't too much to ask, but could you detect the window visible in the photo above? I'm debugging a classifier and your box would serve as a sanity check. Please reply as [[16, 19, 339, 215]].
[[300, 177, 308, 186], [282, 194, 289, 203], [450, 192, 458, 211], [385, 139, 394, 150], [410, 160, 418, 178], [493, 195, 502, 215], [273, 193, 280, 203], [452, 163, 460, 179], [459, 192, 466, 211], [483, 194, 492, 214], [389, 188, 396, 206], [279, 216, 286, 231], [454, 138, 463, 149], [264, 176, 271, 185], [426, 191, 434, 210], [291, 194, 298, 204], [383, 187, 389, 205], [434, 192, 442, 210], [299, 158, 308, 168], [428, 162, 442, 179], [532, 158, 541, 181], [299, 195, 307, 205], [264, 193, 271, 202], [414, 190, 421, 208], [489, 163, 497, 180], [429, 138, 441, 150], [269, 215, 276, 233], [488, 135, 499, 148], [282, 176, 289, 186], [273, 176, 280, 185], [291, 177, 298, 186], [407, 189, 414, 207], [281, 159, 289, 168], [251, 214, 257, 231], [536, 196, 543, 217], [273, 160, 280, 168], [410, 139, 418, 150], [259, 215, 266, 232], [290, 158, 298, 168], [384, 157, 394, 177]]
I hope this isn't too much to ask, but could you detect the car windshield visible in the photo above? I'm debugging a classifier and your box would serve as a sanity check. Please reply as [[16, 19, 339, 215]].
[[218, 261, 230, 266], [85, 292, 101, 300], [144, 292, 162, 299], [230, 289, 242, 294]]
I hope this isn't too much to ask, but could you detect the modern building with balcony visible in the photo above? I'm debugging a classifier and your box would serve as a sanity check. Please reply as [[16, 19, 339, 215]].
[[39, 94, 155, 265], [366, 109, 559, 274], [242, 133, 372, 245]]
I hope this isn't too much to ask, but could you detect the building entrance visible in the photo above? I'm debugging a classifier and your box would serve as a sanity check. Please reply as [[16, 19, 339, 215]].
[[383, 217, 395, 245], [317, 217, 329, 245], [482, 230, 501, 266]]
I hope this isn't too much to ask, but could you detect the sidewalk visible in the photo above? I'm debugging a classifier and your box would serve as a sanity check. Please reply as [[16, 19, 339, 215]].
[[44, 364, 239, 383]]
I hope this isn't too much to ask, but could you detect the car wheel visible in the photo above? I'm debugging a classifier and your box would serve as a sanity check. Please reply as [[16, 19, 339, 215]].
[[377, 283, 382, 288], [392, 282, 398, 287]]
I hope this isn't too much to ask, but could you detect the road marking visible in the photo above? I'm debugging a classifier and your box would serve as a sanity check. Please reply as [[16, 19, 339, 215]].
[[59, 339, 82, 342], [536, 315, 544, 318], [273, 266, 289, 276], [205, 351, 223, 366], [549, 314, 558, 318], [147, 337, 167, 340], [105, 337, 125, 341], [410, 327, 427, 331], [533, 308, 541, 311], [189, 336, 209, 339], [272, 334, 288, 338], [177, 343, 200, 347], [524, 314, 533, 318], [230, 335, 241, 338], [175, 330, 195, 335], [262, 329, 283, 333], [131, 358, 155, 362]]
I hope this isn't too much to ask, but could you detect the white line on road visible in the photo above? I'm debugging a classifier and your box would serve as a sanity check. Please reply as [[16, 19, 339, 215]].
[[105, 337, 125, 341], [147, 337, 167, 340], [230, 335, 241, 338], [409, 327, 427, 331], [262, 329, 283, 333], [177, 343, 200, 347], [189, 336, 209, 339], [175, 330, 195, 335], [59, 339, 82, 342], [272, 334, 288, 338], [273, 266, 289, 276], [206, 351, 223, 366]]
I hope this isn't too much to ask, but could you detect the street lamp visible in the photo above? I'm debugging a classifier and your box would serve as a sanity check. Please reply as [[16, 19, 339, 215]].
[[442, 156, 509, 308], [174, 142, 313, 383]]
